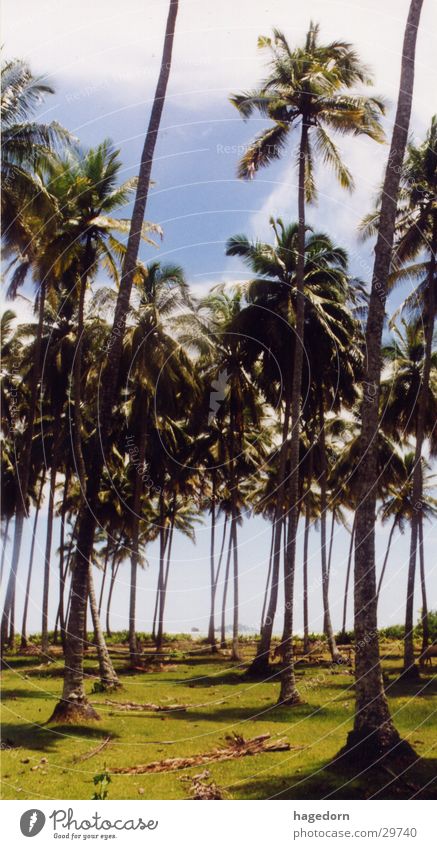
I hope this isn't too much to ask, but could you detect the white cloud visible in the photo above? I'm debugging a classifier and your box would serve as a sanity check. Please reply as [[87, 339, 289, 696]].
[[2, 0, 435, 120]]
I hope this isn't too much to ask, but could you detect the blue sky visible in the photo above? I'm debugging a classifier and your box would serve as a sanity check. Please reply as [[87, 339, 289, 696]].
[[2, 0, 436, 635]]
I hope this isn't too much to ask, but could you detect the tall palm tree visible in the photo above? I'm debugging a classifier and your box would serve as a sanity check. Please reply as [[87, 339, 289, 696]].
[[50, 0, 180, 721], [122, 263, 194, 663], [339, 0, 424, 767], [231, 25, 384, 702]]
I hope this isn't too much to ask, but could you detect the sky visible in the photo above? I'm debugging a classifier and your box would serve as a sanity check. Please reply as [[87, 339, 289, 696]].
[[1, 0, 436, 636]]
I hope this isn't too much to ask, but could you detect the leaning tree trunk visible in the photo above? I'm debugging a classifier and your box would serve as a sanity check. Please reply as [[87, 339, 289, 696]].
[[260, 521, 275, 634], [341, 515, 356, 636], [128, 397, 148, 666], [376, 516, 398, 604], [156, 509, 175, 652], [247, 396, 291, 677], [106, 547, 120, 638], [318, 399, 340, 662], [88, 566, 119, 688], [0, 515, 10, 585], [302, 492, 311, 654], [50, 0, 179, 722], [41, 412, 62, 654], [207, 473, 218, 651], [230, 509, 241, 662], [339, 0, 423, 766], [1, 281, 46, 656], [20, 473, 45, 649], [279, 119, 309, 707], [220, 524, 233, 648], [418, 512, 429, 653], [403, 216, 436, 676]]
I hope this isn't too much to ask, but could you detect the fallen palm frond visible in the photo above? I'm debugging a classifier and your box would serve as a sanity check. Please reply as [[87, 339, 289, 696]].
[[111, 733, 293, 775], [181, 770, 226, 799], [92, 699, 187, 713], [73, 736, 111, 763]]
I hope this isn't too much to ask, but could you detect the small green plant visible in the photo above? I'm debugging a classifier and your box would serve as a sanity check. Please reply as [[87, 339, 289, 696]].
[[92, 766, 111, 800]]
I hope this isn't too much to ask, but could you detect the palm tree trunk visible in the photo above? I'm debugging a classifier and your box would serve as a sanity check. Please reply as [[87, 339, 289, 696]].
[[98, 542, 110, 616], [248, 398, 291, 677], [128, 403, 148, 666], [341, 516, 356, 636], [319, 402, 340, 662], [418, 513, 429, 652], [156, 509, 175, 651], [106, 547, 120, 638], [207, 475, 217, 649], [50, 0, 179, 721], [376, 516, 398, 603], [260, 521, 275, 634], [340, 0, 423, 765], [1, 281, 46, 656], [20, 473, 45, 649], [302, 496, 311, 654], [230, 509, 241, 662], [403, 216, 436, 676], [220, 524, 233, 648], [54, 470, 70, 646], [41, 413, 62, 654], [279, 119, 308, 706], [88, 566, 119, 687], [0, 516, 10, 585]]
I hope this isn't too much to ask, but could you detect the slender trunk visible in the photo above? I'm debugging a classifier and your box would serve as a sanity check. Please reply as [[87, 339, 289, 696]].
[[41, 412, 62, 654], [220, 524, 233, 648], [106, 547, 120, 638], [128, 400, 148, 665], [51, 0, 179, 721], [319, 402, 340, 662], [88, 566, 119, 687], [324, 509, 335, 632], [73, 239, 93, 493], [248, 398, 291, 677], [260, 521, 275, 634], [418, 513, 429, 652], [0, 516, 10, 585], [231, 507, 241, 662], [341, 0, 423, 763], [403, 217, 436, 675], [302, 497, 311, 654], [1, 283, 46, 655], [279, 120, 308, 706], [54, 470, 70, 646], [376, 517, 398, 603], [207, 476, 217, 649], [156, 510, 175, 651], [20, 473, 45, 649], [341, 516, 356, 635], [98, 542, 110, 616]]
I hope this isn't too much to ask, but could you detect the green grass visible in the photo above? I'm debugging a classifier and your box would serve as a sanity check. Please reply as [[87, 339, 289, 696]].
[[1, 640, 436, 800]]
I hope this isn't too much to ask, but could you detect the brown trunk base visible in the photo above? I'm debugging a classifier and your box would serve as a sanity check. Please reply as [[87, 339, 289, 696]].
[[277, 692, 303, 707], [399, 664, 420, 682], [48, 698, 100, 723], [245, 656, 273, 680], [336, 725, 417, 770]]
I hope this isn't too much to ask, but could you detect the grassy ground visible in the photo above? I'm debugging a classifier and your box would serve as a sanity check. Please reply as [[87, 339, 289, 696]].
[[1, 638, 436, 800]]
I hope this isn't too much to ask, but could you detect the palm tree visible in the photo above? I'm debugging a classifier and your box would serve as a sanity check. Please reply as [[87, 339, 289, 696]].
[[231, 25, 384, 702], [380, 320, 436, 671], [339, 0, 424, 767], [50, 0, 180, 721], [122, 261, 193, 664]]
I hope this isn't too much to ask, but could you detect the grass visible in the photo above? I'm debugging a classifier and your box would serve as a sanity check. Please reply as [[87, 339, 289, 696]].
[[1, 639, 436, 800]]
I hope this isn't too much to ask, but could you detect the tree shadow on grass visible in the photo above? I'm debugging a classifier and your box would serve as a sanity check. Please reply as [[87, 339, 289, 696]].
[[1, 722, 118, 754], [229, 756, 437, 800]]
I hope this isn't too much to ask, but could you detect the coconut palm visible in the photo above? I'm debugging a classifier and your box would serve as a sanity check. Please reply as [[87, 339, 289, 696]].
[[340, 0, 424, 766], [231, 29, 383, 698], [51, 0, 180, 721]]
